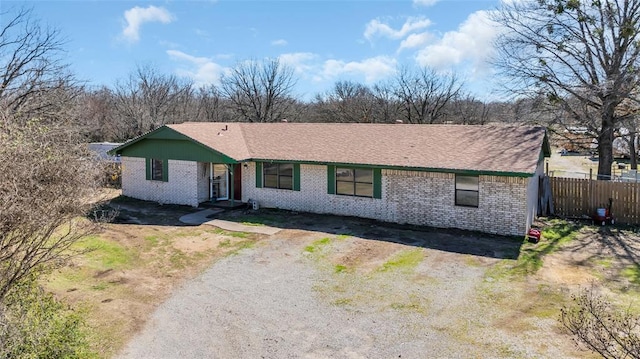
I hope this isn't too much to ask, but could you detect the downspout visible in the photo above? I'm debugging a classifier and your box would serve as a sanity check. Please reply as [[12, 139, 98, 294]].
[[209, 162, 214, 202]]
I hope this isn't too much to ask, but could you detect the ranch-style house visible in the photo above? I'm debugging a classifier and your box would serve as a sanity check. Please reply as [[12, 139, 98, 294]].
[[110, 122, 550, 236]]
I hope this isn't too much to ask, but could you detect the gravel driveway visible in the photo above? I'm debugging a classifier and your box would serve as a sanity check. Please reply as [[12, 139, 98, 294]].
[[117, 227, 579, 359]]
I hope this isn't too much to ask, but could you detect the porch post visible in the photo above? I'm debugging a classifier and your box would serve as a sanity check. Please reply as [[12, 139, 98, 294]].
[[229, 164, 235, 207], [209, 162, 214, 203]]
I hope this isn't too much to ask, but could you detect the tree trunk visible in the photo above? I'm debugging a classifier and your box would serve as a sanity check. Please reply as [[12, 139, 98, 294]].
[[597, 116, 615, 180]]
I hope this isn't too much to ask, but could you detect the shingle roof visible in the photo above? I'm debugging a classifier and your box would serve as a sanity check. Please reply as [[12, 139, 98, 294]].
[[166, 122, 548, 175]]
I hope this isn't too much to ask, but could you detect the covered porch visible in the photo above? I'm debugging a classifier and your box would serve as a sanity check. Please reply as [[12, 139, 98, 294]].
[[197, 162, 244, 207]]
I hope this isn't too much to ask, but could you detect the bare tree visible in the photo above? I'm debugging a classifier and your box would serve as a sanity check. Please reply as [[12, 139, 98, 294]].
[[493, 0, 640, 179], [77, 86, 124, 141], [113, 65, 195, 137], [0, 113, 100, 302], [561, 287, 640, 359], [0, 7, 103, 303], [449, 94, 491, 125], [372, 81, 401, 124], [393, 67, 463, 124], [0, 7, 80, 123], [314, 81, 377, 123], [220, 58, 298, 122]]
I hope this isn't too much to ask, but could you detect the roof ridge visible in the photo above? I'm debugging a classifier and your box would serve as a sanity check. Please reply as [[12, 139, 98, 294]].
[[237, 123, 253, 159]]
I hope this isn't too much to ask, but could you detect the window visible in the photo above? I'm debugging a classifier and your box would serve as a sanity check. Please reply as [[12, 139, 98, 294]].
[[263, 163, 293, 190], [455, 175, 479, 207], [336, 167, 373, 197], [146, 158, 167, 182], [151, 159, 164, 181]]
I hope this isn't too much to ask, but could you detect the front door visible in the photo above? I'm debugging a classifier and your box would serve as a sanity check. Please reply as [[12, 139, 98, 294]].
[[213, 164, 229, 200]]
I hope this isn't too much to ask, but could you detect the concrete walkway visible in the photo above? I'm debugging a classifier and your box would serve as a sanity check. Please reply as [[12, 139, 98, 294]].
[[179, 209, 281, 235], [205, 219, 281, 235], [178, 209, 224, 225]]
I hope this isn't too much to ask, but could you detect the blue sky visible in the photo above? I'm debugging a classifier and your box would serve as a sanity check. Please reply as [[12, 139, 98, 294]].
[[3, 0, 503, 100]]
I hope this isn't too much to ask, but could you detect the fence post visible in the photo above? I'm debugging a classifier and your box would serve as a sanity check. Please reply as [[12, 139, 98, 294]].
[[589, 168, 593, 180], [546, 162, 549, 176]]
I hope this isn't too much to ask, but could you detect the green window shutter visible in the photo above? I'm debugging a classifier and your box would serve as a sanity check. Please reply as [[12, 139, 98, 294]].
[[255, 162, 263, 188], [373, 168, 382, 199], [145, 158, 152, 180], [293, 163, 301, 191], [327, 165, 335, 194], [162, 159, 169, 182]]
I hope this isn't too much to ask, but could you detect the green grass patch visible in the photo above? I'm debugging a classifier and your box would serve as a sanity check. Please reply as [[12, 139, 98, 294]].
[[75, 236, 135, 270], [508, 219, 581, 276], [622, 265, 640, 286], [304, 237, 332, 253], [595, 258, 614, 269], [144, 235, 159, 246], [334, 264, 348, 273], [337, 234, 351, 240], [240, 221, 265, 227], [379, 249, 424, 272]]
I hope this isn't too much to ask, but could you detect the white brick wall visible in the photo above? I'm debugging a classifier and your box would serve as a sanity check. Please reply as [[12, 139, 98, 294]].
[[242, 163, 392, 220], [242, 162, 531, 236], [386, 171, 528, 236], [122, 157, 533, 236], [121, 157, 200, 207]]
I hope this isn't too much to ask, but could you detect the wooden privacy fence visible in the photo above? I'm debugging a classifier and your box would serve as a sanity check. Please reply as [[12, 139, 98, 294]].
[[550, 177, 640, 225]]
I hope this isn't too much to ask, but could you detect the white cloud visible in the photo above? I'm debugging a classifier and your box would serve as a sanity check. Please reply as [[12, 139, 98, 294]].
[[415, 10, 498, 74], [364, 17, 432, 41], [278, 52, 317, 75], [398, 32, 432, 51], [122, 5, 175, 43], [319, 56, 397, 83], [413, 0, 439, 6], [166, 50, 227, 87], [271, 39, 288, 46]]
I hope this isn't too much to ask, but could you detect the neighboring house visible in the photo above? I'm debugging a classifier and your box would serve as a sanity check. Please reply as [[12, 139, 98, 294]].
[[110, 122, 550, 236], [88, 142, 123, 163]]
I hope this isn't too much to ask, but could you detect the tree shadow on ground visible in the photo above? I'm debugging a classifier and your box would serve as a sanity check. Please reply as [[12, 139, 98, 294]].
[[91, 196, 200, 227], [547, 222, 640, 288]]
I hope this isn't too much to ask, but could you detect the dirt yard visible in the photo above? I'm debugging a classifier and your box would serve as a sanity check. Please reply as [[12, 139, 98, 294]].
[[47, 193, 640, 358]]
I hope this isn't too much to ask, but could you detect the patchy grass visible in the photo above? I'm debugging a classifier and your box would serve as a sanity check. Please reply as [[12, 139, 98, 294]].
[[43, 223, 259, 358], [211, 228, 249, 238], [75, 235, 135, 270], [379, 249, 424, 273], [332, 298, 353, 306], [509, 219, 581, 276], [304, 237, 332, 253], [622, 265, 640, 286], [334, 264, 348, 273], [594, 258, 614, 269], [241, 221, 265, 227], [225, 240, 256, 256]]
